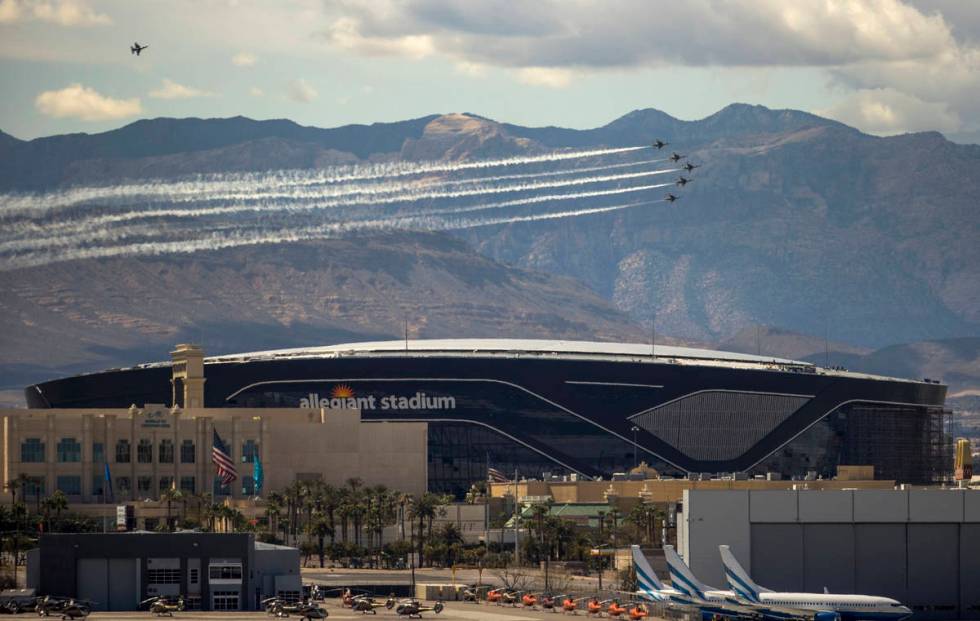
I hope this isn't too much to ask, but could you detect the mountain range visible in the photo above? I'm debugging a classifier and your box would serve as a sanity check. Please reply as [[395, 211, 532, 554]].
[[1, 104, 979, 413]]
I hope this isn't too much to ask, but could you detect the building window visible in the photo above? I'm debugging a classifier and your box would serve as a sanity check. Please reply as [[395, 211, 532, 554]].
[[159, 439, 174, 464], [56, 438, 81, 463], [213, 476, 230, 497], [179, 476, 195, 494], [56, 475, 81, 495], [189, 568, 199, 585], [116, 476, 131, 494], [137, 476, 152, 496], [91, 474, 104, 497], [93, 442, 104, 463], [20, 438, 44, 463], [159, 476, 174, 493], [242, 476, 255, 496], [180, 439, 195, 463], [209, 565, 242, 580], [137, 439, 153, 464], [116, 440, 131, 463], [211, 592, 239, 611], [241, 440, 259, 464], [24, 476, 45, 497], [147, 568, 181, 584]]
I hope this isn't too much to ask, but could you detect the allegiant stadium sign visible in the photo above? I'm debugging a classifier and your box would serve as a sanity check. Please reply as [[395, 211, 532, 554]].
[[299, 384, 456, 410]]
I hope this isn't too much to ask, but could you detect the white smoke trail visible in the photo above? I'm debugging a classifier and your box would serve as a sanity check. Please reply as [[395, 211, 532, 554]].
[[0, 196, 673, 270], [0, 145, 649, 215], [8, 168, 680, 235]]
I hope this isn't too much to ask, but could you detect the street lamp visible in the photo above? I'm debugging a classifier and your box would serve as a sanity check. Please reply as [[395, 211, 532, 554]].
[[631, 426, 640, 469]]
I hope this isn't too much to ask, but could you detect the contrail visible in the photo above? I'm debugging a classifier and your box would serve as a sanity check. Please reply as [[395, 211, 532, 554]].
[[0, 144, 650, 215], [11, 168, 679, 234], [0, 195, 674, 270]]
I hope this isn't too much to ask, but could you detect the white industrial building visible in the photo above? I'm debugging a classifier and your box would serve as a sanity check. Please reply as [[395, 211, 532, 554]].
[[678, 489, 980, 621]]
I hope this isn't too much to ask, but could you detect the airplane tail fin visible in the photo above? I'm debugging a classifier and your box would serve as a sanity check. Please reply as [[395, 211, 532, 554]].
[[719, 545, 766, 603], [663, 545, 709, 599], [631, 545, 666, 600]]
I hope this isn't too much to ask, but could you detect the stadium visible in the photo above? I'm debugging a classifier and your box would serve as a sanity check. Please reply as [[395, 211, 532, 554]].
[[25, 339, 949, 497]]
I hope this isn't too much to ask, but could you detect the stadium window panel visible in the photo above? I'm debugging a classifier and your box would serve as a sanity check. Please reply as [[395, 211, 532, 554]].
[[91, 474, 104, 497], [180, 439, 195, 463], [159, 439, 174, 464], [57, 437, 81, 462], [56, 475, 81, 495], [92, 442, 104, 463], [137, 439, 153, 463], [20, 438, 44, 463], [179, 476, 195, 494], [137, 475, 152, 495], [116, 476, 131, 494], [116, 439, 131, 463], [242, 476, 255, 496], [241, 440, 259, 463], [158, 476, 174, 492]]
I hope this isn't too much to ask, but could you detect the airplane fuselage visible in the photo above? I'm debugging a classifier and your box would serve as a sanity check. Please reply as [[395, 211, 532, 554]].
[[753, 593, 911, 621]]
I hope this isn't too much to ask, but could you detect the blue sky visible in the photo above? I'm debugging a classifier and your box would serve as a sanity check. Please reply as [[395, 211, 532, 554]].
[[1, 0, 977, 141]]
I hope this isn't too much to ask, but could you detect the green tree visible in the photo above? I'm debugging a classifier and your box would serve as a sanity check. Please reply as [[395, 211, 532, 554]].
[[307, 515, 334, 568]]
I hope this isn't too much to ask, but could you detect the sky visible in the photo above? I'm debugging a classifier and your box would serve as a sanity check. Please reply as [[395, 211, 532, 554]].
[[1, 0, 979, 142]]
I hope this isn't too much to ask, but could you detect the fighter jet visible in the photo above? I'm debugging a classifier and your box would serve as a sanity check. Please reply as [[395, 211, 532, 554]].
[[676, 176, 692, 187], [665, 193, 679, 203], [669, 152, 686, 163], [131, 42, 149, 56], [683, 162, 701, 173], [652, 139, 669, 150]]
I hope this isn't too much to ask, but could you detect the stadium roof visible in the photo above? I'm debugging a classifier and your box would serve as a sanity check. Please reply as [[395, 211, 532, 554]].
[[203, 338, 810, 367]]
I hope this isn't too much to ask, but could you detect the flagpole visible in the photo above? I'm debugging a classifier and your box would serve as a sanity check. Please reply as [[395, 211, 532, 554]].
[[513, 467, 519, 565]]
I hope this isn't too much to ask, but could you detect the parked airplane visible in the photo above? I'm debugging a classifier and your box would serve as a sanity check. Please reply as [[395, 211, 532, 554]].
[[636, 546, 760, 619], [719, 545, 913, 621]]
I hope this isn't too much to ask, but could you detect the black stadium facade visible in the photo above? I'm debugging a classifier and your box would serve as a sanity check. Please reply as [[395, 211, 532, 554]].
[[28, 339, 950, 496]]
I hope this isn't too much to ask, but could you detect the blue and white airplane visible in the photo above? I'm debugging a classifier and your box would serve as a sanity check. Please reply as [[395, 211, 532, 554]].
[[631, 546, 762, 619], [720, 545, 912, 621], [660, 545, 764, 619]]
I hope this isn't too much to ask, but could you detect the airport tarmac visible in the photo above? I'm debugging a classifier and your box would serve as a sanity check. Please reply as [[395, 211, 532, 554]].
[[67, 600, 666, 620]]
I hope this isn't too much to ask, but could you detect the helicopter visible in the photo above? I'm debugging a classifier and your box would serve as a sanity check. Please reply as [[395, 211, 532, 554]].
[[141, 596, 184, 617], [351, 594, 393, 614], [261, 597, 328, 619], [391, 598, 444, 618], [37, 597, 92, 620]]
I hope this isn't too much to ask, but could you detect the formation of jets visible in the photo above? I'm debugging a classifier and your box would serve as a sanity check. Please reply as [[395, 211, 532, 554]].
[[652, 139, 701, 204], [130, 42, 148, 56], [631, 545, 913, 621]]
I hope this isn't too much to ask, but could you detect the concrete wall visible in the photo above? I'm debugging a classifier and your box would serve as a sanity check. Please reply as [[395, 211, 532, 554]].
[[681, 489, 980, 621]]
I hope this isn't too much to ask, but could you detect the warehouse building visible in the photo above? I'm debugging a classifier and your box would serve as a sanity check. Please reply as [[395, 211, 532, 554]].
[[27, 532, 301, 611], [678, 489, 980, 620]]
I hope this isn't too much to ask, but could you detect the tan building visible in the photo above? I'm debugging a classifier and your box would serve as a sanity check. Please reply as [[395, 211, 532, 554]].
[[1, 344, 427, 508]]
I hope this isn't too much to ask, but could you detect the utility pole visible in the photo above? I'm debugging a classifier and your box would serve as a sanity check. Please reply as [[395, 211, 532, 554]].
[[631, 426, 640, 469]]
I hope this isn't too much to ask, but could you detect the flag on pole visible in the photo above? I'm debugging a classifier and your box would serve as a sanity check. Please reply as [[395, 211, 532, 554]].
[[212, 429, 238, 486], [103, 462, 113, 502], [487, 466, 509, 483], [253, 453, 264, 496]]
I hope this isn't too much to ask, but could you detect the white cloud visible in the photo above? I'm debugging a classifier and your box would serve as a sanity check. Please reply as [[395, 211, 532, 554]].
[[249, 86, 265, 97], [819, 88, 961, 135], [148, 79, 213, 100], [232, 51, 257, 67], [326, 15, 435, 59], [288, 78, 317, 103], [35, 83, 141, 121], [1, 0, 110, 26], [454, 61, 486, 77], [516, 67, 574, 88]]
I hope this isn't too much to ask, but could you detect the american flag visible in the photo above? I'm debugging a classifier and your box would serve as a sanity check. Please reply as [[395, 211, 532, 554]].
[[487, 466, 509, 483], [212, 429, 238, 486]]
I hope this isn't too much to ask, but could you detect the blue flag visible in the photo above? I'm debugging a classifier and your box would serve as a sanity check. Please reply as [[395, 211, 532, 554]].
[[253, 454, 264, 496], [103, 462, 113, 502]]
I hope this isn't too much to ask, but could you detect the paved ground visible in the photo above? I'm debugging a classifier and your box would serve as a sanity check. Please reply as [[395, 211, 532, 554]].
[[74, 600, 665, 620]]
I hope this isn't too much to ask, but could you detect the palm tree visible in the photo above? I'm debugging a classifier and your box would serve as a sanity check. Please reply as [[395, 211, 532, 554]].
[[43, 490, 68, 529], [6, 473, 31, 510], [160, 487, 184, 531], [307, 515, 334, 568], [409, 492, 446, 567]]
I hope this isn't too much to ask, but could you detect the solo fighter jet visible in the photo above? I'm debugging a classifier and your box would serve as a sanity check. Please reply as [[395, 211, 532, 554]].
[[652, 139, 669, 149], [664, 193, 679, 203], [131, 42, 149, 56], [669, 152, 686, 163], [683, 162, 701, 173], [676, 176, 692, 187]]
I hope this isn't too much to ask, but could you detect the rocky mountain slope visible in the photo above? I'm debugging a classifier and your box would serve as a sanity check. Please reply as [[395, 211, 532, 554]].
[[0, 232, 647, 391], [2, 104, 978, 374]]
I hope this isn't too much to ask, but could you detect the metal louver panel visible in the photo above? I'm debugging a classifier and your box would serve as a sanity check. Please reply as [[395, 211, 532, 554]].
[[630, 391, 810, 461]]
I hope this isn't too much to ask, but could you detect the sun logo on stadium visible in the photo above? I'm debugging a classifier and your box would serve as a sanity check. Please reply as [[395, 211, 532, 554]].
[[331, 384, 355, 399]]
